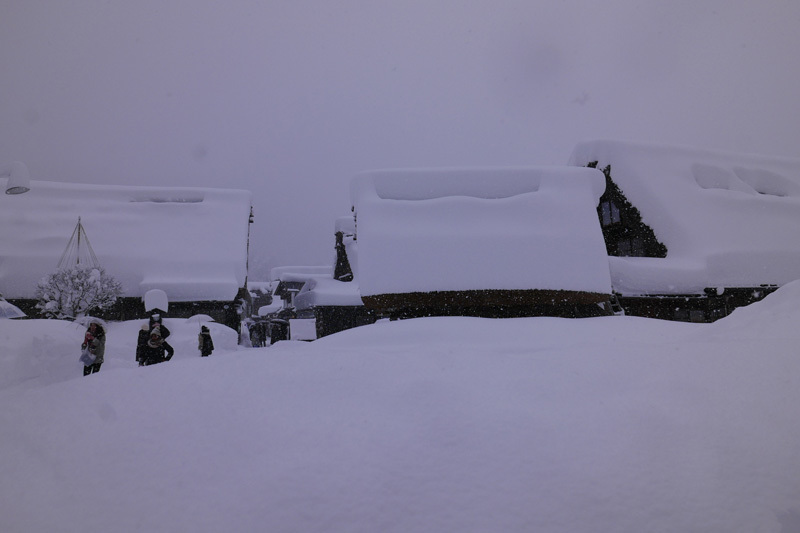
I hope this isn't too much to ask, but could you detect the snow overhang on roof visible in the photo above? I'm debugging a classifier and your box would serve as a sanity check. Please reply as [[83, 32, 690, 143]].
[[0, 179, 252, 301], [294, 277, 365, 310], [335, 216, 355, 235], [570, 140, 800, 294], [267, 266, 334, 301], [350, 166, 612, 297], [268, 266, 333, 283]]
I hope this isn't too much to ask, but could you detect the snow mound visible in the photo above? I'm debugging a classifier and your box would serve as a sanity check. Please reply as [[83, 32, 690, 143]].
[[0, 320, 80, 390], [709, 278, 800, 337], [1, 309, 800, 531], [0, 318, 239, 391]]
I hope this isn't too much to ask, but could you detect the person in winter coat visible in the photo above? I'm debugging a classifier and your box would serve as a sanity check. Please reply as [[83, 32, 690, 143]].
[[198, 325, 214, 357], [136, 324, 149, 366], [82, 322, 106, 376], [149, 313, 171, 340], [137, 313, 174, 366], [140, 325, 174, 366]]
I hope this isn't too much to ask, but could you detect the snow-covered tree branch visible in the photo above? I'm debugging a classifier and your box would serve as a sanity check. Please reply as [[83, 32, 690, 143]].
[[35, 266, 122, 319]]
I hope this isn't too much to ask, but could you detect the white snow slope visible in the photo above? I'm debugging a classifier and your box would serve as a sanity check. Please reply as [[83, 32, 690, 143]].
[[1, 281, 799, 532]]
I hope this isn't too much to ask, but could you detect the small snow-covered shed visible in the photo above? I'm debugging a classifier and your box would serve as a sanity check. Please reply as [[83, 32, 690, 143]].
[[268, 265, 333, 308], [293, 216, 378, 339], [262, 265, 333, 342], [350, 166, 612, 318], [569, 140, 800, 321], [0, 175, 253, 329]]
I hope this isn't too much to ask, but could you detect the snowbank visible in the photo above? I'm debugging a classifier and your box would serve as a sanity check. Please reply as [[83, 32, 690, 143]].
[[0, 318, 238, 390], [707, 278, 800, 338], [1, 285, 799, 531]]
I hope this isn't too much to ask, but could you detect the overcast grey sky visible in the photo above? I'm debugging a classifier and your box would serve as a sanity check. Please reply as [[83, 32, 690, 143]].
[[2, 1, 799, 278]]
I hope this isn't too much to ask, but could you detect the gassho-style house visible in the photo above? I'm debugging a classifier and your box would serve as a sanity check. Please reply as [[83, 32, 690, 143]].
[[6, 137, 800, 342], [570, 140, 800, 322], [0, 165, 253, 331], [317, 165, 614, 323], [288, 142, 800, 339]]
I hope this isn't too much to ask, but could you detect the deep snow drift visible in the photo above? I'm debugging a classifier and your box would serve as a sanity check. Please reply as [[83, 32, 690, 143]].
[[1, 283, 799, 532]]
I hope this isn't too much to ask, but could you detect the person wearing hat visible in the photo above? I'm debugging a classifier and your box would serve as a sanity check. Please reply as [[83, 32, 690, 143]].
[[198, 325, 214, 357], [136, 312, 174, 366], [81, 321, 106, 376], [148, 313, 171, 341], [140, 324, 175, 366]]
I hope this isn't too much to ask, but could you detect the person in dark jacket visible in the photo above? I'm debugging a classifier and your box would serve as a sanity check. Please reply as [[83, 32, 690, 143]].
[[149, 313, 171, 340], [82, 322, 106, 376], [136, 313, 175, 365], [198, 325, 214, 357], [140, 325, 174, 366], [136, 324, 149, 366]]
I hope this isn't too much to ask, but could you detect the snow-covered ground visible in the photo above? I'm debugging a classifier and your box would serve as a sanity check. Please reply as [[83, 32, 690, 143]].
[[1, 283, 800, 532]]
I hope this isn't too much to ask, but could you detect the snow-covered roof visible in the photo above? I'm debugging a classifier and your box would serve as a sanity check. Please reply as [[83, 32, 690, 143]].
[[0, 177, 252, 302], [291, 216, 364, 310], [247, 280, 274, 292], [569, 140, 800, 294], [294, 277, 365, 309], [350, 167, 612, 297], [268, 265, 333, 284], [334, 215, 355, 235], [267, 265, 334, 304]]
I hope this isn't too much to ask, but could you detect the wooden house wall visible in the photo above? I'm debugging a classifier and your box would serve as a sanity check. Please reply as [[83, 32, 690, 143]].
[[362, 289, 611, 320], [9, 286, 249, 332], [617, 286, 778, 323], [298, 305, 379, 339]]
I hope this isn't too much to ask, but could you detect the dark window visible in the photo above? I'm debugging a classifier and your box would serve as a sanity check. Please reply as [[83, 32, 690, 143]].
[[600, 201, 621, 226], [631, 237, 644, 256]]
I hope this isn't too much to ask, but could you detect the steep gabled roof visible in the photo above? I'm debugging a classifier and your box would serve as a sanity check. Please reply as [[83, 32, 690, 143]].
[[0, 178, 252, 301], [350, 166, 611, 299], [570, 140, 800, 294]]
